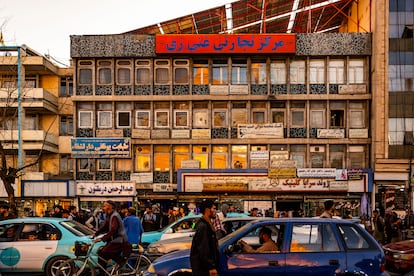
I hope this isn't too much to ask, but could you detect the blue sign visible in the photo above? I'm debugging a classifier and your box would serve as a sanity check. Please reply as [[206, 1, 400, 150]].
[[71, 138, 131, 158]]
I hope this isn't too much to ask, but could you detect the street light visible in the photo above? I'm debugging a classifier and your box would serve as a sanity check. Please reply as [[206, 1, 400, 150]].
[[0, 45, 25, 168]]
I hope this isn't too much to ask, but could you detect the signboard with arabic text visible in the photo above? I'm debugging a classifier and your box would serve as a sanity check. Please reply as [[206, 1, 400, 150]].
[[77, 182, 135, 196], [156, 34, 296, 54], [71, 138, 130, 158]]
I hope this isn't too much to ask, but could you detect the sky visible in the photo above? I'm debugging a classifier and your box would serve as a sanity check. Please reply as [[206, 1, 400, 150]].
[[0, 0, 233, 67]]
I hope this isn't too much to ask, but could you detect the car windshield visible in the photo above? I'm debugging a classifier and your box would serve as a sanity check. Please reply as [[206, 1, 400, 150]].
[[60, 220, 95, 236], [219, 222, 252, 245]]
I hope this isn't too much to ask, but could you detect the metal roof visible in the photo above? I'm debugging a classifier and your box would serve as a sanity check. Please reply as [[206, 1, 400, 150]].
[[123, 0, 355, 35]]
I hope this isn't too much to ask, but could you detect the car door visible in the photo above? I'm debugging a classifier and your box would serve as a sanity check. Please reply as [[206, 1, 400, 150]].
[[221, 222, 286, 275], [285, 222, 346, 276], [337, 223, 385, 275], [0, 222, 22, 270], [10, 222, 58, 270]]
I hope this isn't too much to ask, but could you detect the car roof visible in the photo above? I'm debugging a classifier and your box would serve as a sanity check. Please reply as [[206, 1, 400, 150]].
[[0, 217, 69, 223]]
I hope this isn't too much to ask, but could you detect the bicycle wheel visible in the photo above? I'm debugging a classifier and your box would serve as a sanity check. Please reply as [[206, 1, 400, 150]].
[[56, 258, 96, 276], [120, 254, 151, 275]]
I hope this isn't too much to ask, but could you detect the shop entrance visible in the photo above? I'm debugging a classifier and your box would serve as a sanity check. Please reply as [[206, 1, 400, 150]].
[[276, 201, 302, 215]]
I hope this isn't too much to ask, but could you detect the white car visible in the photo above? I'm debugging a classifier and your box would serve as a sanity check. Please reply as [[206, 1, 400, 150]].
[[0, 217, 101, 276]]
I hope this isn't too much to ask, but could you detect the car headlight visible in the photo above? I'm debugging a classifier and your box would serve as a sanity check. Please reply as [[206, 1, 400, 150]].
[[147, 246, 160, 254], [396, 253, 414, 260], [147, 263, 157, 274]]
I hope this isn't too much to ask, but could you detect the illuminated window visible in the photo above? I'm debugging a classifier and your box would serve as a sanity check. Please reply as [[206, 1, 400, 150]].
[[154, 145, 170, 171], [193, 59, 209, 85], [251, 61, 267, 84], [212, 145, 228, 169], [174, 145, 189, 171], [135, 145, 151, 172], [232, 145, 247, 169], [193, 145, 209, 169]]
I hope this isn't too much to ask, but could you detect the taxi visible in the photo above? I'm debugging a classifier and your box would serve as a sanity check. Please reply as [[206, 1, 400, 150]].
[[0, 217, 101, 276]]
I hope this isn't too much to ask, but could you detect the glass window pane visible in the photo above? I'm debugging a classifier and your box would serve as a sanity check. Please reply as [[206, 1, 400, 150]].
[[251, 62, 267, 84], [156, 68, 169, 84], [136, 68, 150, 84], [175, 68, 188, 84], [117, 68, 130, 84], [79, 69, 92, 85], [99, 68, 111, 84]]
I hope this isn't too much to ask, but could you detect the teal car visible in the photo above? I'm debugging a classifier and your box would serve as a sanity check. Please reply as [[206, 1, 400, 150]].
[[141, 215, 201, 247], [0, 217, 102, 276]]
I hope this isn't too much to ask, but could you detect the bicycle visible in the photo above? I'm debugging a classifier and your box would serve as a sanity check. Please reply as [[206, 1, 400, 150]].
[[56, 240, 151, 276]]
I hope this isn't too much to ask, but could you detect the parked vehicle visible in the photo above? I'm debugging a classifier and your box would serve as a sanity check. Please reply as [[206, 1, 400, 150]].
[[383, 239, 414, 275], [141, 214, 201, 248], [0, 217, 103, 276], [144, 218, 388, 276], [147, 216, 258, 257]]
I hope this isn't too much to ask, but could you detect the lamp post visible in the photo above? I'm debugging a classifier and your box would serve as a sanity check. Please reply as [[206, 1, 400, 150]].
[[0, 46, 24, 168]]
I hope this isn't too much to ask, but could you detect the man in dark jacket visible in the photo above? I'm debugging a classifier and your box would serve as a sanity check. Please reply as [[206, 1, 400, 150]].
[[190, 200, 219, 276], [93, 200, 131, 270]]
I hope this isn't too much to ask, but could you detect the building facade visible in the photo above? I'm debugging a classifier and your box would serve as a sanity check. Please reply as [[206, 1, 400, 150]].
[[0, 46, 75, 216], [70, 30, 374, 216]]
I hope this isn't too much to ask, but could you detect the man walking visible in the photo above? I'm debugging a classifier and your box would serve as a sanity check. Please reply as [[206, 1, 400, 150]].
[[190, 200, 219, 276], [123, 207, 144, 245]]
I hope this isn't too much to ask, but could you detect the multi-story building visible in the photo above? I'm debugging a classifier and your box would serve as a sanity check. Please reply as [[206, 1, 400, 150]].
[[373, 0, 414, 216], [71, 0, 387, 217], [0, 46, 74, 216]]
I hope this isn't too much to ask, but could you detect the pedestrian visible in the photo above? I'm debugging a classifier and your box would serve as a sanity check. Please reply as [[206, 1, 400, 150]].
[[320, 200, 335, 218], [120, 203, 129, 219], [190, 200, 219, 276], [123, 207, 144, 245], [142, 206, 157, 231], [371, 209, 385, 244], [385, 207, 401, 244], [168, 207, 181, 224], [85, 209, 101, 231], [52, 205, 63, 218], [0, 203, 16, 220], [249, 207, 259, 217], [404, 209, 414, 229], [68, 205, 80, 222]]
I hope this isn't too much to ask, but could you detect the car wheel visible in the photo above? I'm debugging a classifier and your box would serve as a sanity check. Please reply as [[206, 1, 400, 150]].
[[45, 256, 69, 276]]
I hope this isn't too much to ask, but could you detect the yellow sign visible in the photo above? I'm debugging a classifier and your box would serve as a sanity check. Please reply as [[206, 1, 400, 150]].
[[268, 168, 296, 178]]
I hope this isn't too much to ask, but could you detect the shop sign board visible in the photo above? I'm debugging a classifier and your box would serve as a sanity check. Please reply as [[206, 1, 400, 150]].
[[77, 182, 135, 196], [23, 181, 74, 197], [192, 129, 211, 139], [250, 150, 269, 160], [71, 138, 130, 158], [132, 129, 151, 139], [172, 129, 190, 139], [270, 160, 297, 168], [130, 172, 153, 184], [181, 160, 200, 169], [156, 34, 296, 54], [180, 172, 350, 192], [317, 129, 345, 138], [153, 183, 173, 192], [268, 167, 297, 178], [297, 168, 336, 178], [238, 123, 283, 139]]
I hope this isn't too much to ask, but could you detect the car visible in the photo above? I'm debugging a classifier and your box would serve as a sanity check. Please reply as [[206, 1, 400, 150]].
[[147, 216, 258, 257], [383, 239, 414, 275], [144, 218, 388, 276], [0, 217, 102, 276], [141, 214, 201, 247]]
